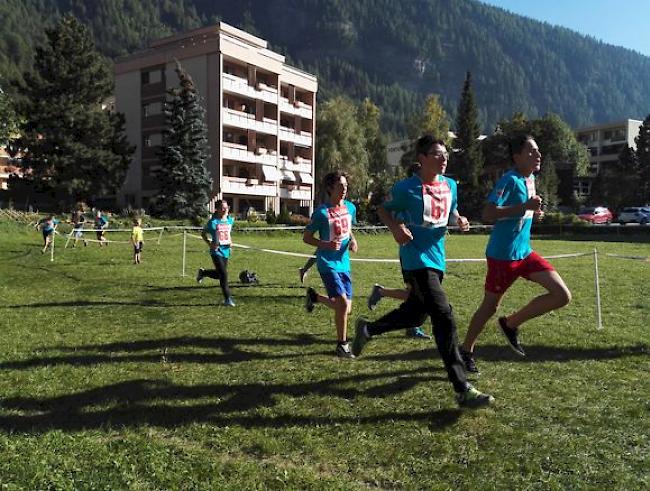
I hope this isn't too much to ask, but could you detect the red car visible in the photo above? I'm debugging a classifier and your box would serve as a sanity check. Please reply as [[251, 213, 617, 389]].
[[577, 206, 614, 224]]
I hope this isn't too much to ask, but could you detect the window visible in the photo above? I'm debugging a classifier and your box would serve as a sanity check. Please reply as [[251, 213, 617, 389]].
[[142, 101, 163, 117], [141, 68, 162, 85], [144, 133, 162, 147]]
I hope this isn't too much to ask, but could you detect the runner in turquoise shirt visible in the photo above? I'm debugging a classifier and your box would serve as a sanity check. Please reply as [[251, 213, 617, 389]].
[[460, 135, 572, 374], [352, 134, 494, 409], [303, 170, 359, 359]]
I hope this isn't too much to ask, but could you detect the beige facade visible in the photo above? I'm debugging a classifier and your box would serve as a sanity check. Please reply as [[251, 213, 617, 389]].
[[574, 119, 642, 197], [114, 22, 317, 215]]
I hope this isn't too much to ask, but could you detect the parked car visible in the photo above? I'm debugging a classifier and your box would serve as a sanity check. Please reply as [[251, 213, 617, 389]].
[[577, 206, 614, 224], [617, 207, 650, 225]]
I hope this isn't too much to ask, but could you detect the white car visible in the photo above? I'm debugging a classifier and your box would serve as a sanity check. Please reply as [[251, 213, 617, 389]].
[[617, 207, 650, 225]]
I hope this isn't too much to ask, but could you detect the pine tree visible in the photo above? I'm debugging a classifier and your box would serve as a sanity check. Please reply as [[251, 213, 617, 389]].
[[0, 86, 18, 146], [153, 60, 213, 218], [451, 71, 485, 218], [634, 114, 650, 203], [452, 72, 483, 184], [14, 14, 133, 205]]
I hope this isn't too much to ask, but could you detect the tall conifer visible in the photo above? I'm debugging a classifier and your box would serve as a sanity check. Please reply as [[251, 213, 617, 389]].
[[452, 71, 485, 217], [635, 114, 650, 203], [15, 15, 133, 204], [153, 61, 212, 218]]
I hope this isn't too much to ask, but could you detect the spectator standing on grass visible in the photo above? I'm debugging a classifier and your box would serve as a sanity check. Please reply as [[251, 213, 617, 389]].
[[352, 134, 494, 409], [303, 170, 358, 359], [459, 134, 572, 375], [196, 200, 236, 307], [130, 217, 144, 264]]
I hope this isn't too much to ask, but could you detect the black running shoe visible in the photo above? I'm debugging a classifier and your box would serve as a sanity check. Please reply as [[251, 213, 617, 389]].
[[460, 347, 480, 374], [367, 284, 383, 310], [305, 287, 318, 313], [335, 342, 355, 359], [498, 317, 525, 356], [352, 317, 371, 357]]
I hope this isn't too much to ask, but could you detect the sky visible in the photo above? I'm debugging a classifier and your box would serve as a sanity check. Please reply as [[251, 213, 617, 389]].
[[479, 0, 650, 57]]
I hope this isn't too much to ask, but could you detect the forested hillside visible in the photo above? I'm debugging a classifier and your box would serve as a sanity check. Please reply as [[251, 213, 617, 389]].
[[2, 0, 650, 135]]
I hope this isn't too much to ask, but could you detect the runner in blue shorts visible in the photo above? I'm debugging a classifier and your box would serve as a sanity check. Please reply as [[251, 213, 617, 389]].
[[303, 170, 358, 359]]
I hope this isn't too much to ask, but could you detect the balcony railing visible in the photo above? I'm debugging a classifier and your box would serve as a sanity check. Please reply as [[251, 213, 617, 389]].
[[222, 143, 278, 165], [223, 108, 278, 135], [278, 156, 311, 173], [223, 73, 278, 104], [221, 176, 277, 197], [279, 126, 312, 146], [279, 97, 313, 119], [279, 186, 311, 200]]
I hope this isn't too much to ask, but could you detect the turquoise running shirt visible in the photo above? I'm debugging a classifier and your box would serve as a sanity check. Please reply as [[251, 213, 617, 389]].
[[383, 174, 457, 272], [485, 169, 536, 260]]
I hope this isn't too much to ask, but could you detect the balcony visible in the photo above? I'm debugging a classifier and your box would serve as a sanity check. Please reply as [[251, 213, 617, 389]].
[[222, 142, 278, 166], [279, 126, 312, 146], [280, 185, 311, 200], [223, 108, 278, 135], [278, 156, 312, 173], [279, 97, 313, 119], [221, 176, 277, 197], [255, 81, 279, 104], [222, 73, 278, 104]]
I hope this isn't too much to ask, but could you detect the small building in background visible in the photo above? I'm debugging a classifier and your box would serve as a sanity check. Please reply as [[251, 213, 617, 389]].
[[574, 119, 642, 199]]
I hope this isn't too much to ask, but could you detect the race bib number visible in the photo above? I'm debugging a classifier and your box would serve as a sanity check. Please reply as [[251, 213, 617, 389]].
[[216, 223, 232, 245], [523, 178, 536, 219], [327, 207, 351, 242], [422, 181, 452, 228]]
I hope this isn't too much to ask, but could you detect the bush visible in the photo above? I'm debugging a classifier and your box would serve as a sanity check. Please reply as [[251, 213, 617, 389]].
[[277, 206, 291, 225], [265, 209, 277, 224], [288, 214, 310, 226], [541, 212, 588, 226]]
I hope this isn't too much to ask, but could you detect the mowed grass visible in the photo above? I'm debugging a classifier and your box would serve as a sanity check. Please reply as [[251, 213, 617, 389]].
[[0, 221, 648, 490]]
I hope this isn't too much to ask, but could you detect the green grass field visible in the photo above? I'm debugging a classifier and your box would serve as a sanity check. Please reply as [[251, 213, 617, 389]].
[[1, 221, 648, 490]]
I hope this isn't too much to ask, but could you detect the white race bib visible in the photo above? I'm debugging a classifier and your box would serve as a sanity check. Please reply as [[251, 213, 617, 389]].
[[523, 177, 536, 219], [422, 181, 452, 228], [327, 206, 351, 242], [216, 223, 232, 246]]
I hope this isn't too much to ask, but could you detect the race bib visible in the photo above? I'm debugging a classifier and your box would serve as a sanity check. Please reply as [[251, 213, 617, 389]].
[[327, 206, 351, 242], [216, 223, 232, 246], [422, 181, 452, 228], [523, 177, 536, 219]]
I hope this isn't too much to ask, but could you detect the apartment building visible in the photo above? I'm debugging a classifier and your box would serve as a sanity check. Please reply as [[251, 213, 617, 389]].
[[574, 119, 642, 197], [114, 22, 317, 215]]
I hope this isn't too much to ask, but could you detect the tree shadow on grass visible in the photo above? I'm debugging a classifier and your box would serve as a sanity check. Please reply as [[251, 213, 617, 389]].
[[143, 283, 305, 293], [0, 335, 337, 370], [1, 292, 307, 309], [365, 343, 649, 364], [0, 368, 458, 433], [473, 343, 649, 362]]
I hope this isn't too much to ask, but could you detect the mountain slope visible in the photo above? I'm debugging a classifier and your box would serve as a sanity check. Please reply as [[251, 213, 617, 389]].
[[1, 0, 649, 135]]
